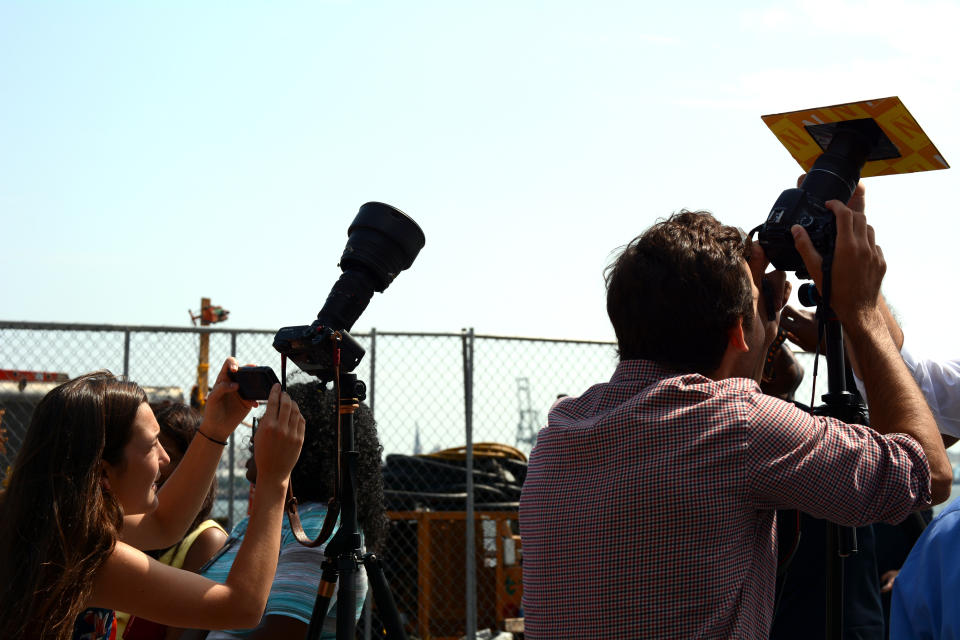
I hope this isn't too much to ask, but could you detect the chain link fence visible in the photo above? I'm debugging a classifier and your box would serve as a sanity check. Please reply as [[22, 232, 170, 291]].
[[0, 320, 826, 639]]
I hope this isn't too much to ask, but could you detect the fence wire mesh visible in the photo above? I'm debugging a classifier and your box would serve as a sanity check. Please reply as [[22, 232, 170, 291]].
[[1, 321, 824, 639]]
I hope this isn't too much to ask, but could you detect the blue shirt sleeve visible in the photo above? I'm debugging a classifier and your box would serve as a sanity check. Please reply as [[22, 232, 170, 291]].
[[890, 498, 960, 638]]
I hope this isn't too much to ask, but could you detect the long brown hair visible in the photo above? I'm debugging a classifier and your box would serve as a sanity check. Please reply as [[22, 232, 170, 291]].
[[0, 371, 147, 640]]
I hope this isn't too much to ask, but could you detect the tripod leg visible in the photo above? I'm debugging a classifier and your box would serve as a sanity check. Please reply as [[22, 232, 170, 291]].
[[363, 552, 408, 640], [307, 561, 339, 640], [336, 555, 358, 639]]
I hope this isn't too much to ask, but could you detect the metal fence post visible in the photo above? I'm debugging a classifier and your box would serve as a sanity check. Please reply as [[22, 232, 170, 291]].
[[364, 330, 376, 640], [462, 328, 476, 640], [228, 332, 237, 531], [122, 329, 131, 378], [369, 327, 376, 416]]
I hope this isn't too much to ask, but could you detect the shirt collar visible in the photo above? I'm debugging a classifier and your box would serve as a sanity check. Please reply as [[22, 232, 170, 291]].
[[611, 358, 758, 393]]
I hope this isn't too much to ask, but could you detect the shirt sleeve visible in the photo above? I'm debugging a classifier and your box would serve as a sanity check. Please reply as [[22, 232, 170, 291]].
[[853, 341, 960, 438], [890, 507, 960, 638], [744, 392, 931, 525], [900, 344, 960, 438]]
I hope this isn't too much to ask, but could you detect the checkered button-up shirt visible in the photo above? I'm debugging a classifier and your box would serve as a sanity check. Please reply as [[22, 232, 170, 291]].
[[519, 359, 931, 639]]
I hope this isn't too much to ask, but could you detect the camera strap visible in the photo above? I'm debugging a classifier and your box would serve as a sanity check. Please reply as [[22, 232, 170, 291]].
[[280, 345, 344, 548], [286, 489, 341, 548]]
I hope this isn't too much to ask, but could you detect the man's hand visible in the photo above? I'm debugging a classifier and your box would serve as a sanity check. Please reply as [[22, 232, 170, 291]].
[[880, 569, 899, 594], [748, 241, 790, 351], [791, 199, 884, 328]]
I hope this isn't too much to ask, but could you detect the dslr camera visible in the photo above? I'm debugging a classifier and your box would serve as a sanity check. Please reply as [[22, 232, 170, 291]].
[[757, 118, 888, 278]]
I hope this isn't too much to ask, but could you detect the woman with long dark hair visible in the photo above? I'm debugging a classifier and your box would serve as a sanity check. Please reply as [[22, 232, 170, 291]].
[[0, 359, 305, 640]]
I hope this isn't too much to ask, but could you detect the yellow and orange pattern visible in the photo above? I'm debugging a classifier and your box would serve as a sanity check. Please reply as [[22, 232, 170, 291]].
[[762, 96, 949, 177]]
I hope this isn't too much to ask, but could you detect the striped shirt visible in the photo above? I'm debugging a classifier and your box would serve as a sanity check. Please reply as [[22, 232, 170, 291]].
[[520, 359, 932, 639], [203, 502, 367, 638]]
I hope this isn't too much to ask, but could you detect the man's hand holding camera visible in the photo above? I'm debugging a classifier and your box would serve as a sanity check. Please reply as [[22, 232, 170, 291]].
[[747, 242, 791, 381], [790, 196, 885, 334], [787, 188, 951, 503]]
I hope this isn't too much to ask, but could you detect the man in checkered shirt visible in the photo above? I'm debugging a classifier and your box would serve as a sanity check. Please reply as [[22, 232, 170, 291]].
[[519, 196, 952, 639]]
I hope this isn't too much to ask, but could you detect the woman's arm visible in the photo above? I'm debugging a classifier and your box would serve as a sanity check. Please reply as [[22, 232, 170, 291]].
[[122, 359, 256, 550], [91, 385, 304, 629]]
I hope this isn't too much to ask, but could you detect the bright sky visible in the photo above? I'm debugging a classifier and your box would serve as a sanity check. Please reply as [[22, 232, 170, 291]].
[[3, 0, 959, 357]]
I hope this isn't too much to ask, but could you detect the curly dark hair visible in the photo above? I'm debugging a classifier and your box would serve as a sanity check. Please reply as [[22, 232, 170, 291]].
[[151, 403, 217, 535], [605, 210, 754, 375], [282, 380, 388, 553]]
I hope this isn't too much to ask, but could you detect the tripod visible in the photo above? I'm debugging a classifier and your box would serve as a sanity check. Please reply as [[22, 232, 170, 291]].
[[280, 335, 407, 640], [798, 281, 869, 640]]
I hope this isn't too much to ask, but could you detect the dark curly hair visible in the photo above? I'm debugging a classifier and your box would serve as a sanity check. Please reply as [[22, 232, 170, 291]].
[[151, 403, 217, 536], [279, 381, 387, 553], [605, 210, 754, 375]]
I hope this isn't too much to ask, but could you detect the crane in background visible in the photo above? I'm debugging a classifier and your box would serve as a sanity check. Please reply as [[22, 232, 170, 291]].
[[189, 297, 229, 409], [516, 377, 541, 450]]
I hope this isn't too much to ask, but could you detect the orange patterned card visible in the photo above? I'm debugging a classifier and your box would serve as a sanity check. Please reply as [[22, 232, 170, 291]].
[[762, 97, 949, 177]]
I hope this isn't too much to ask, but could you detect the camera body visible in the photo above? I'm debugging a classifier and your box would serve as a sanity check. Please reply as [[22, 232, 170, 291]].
[[228, 366, 280, 401], [273, 324, 365, 382], [758, 188, 836, 278]]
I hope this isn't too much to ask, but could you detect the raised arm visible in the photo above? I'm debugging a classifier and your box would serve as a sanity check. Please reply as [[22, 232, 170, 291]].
[[792, 201, 952, 503], [88, 384, 304, 629], [121, 359, 256, 550]]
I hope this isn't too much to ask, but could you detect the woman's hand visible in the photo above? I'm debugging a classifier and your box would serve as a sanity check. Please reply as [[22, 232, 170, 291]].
[[201, 358, 258, 440], [253, 384, 305, 486]]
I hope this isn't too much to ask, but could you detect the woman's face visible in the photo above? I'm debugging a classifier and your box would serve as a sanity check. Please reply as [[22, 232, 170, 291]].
[[103, 403, 170, 515]]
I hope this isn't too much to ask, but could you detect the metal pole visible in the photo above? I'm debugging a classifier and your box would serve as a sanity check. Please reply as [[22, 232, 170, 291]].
[[122, 330, 131, 378], [228, 332, 237, 530], [364, 327, 376, 640], [369, 327, 377, 416], [462, 328, 476, 640]]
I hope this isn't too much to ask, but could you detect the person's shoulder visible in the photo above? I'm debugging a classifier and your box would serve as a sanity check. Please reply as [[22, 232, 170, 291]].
[[180, 524, 230, 573], [922, 498, 960, 544], [896, 500, 960, 600]]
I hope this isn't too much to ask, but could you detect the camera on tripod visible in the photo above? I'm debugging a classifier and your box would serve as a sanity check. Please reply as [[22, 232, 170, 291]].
[[273, 201, 425, 381], [268, 201, 424, 640]]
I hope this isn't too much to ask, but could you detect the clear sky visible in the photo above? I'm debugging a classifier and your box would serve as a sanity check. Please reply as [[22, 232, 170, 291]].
[[3, 0, 959, 356]]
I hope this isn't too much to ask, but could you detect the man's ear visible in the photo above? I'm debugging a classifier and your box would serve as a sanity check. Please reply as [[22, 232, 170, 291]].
[[727, 316, 749, 353]]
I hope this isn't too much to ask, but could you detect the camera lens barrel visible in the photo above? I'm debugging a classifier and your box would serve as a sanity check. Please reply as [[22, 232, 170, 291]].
[[342, 203, 426, 292], [315, 202, 426, 332]]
